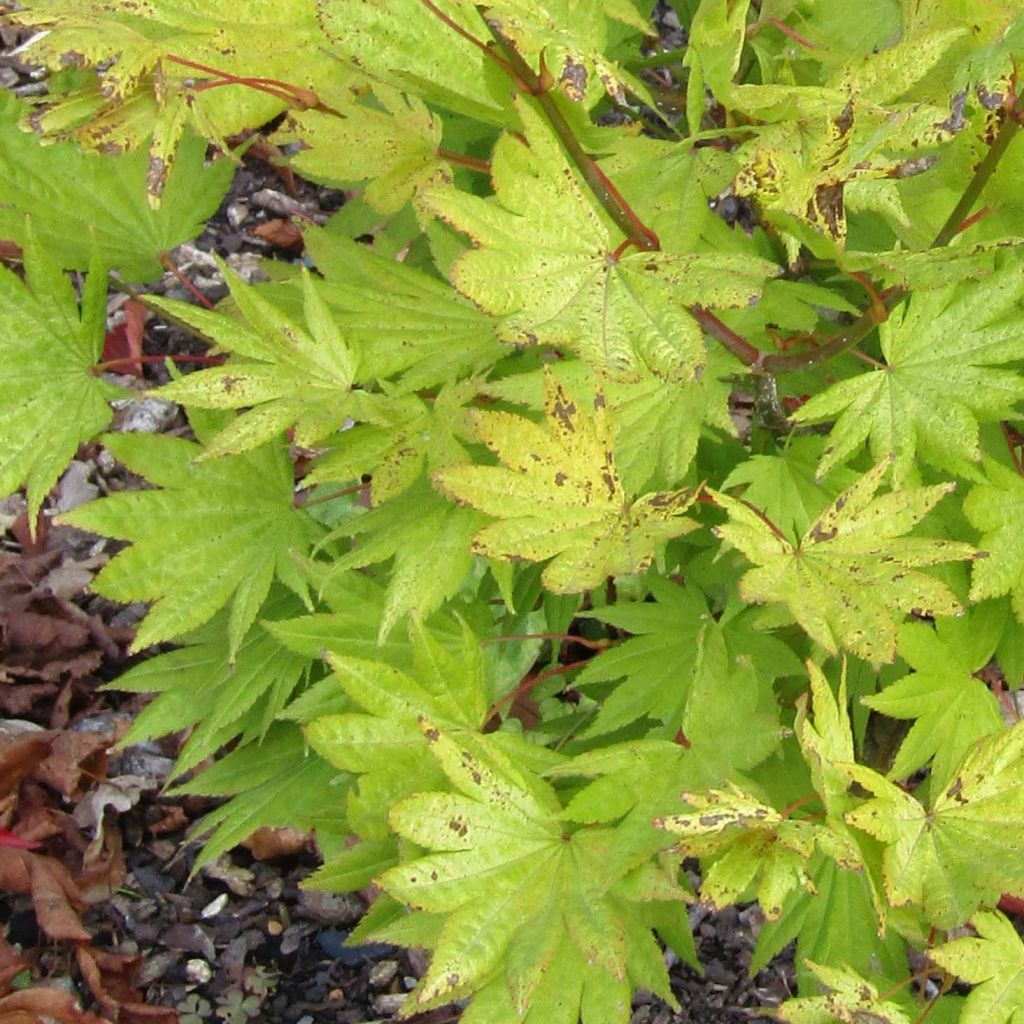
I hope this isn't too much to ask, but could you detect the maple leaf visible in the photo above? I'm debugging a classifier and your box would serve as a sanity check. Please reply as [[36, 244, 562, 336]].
[[964, 459, 1024, 622], [655, 783, 861, 920], [721, 436, 860, 543], [60, 428, 322, 658], [930, 910, 1024, 1024], [149, 263, 359, 457], [485, 0, 654, 107], [424, 100, 778, 383], [318, 480, 484, 642], [862, 618, 1005, 790], [437, 370, 698, 594], [843, 721, 1024, 929], [8, 0, 345, 199], [711, 460, 976, 664], [777, 961, 912, 1024], [316, 0, 517, 128], [304, 623, 486, 841], [173, 722, 342, 870], [272, 83, 450, 216], [481, 355, 735, 493], [792, 262, 1024, 484], [380, 723, 680, 1014], [0, 233, 120, 527], [578, 577, 797, 744], [0, 92, 232, 282], [113, 587, 314, 777]]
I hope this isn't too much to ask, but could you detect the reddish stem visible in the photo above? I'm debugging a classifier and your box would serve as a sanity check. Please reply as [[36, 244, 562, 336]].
[[485, 658, 591, 726], [485, 632, 611, 651], [165, 54, 326, 111], [415, 0, 530, 89], [437, 147, 492, 174], [746, 18, 817, 50], [159, 253, 217, 310]]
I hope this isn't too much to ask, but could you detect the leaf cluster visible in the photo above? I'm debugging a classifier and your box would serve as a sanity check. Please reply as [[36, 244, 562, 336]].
[[3, 1, 1024, 1022]]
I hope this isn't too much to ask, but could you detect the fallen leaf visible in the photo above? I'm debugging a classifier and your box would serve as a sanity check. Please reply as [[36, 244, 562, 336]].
[[0, 987, 109, 1024], [243, 825, 311, 860], [0, 846, 90, 941]]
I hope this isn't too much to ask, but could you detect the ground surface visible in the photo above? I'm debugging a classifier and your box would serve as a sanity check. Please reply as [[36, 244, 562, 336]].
[[0, 14, 795, 1024]]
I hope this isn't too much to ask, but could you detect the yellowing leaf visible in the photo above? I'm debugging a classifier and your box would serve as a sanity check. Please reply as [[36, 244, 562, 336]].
[[437, 370, 698, 593], [486, 0, 654, 107], [316, 0, 516, 127], [844, 722, 1024, 929], [654, 783, 860, 920], [711, 461, 975, 664], [931, 911, 1024, 1024], [381, 723, 677, 1014], [964, 460, 1024, 623], [149, 264, 357, 457], [425, 100, 777, 382], [0, 233, 120, 526], [778, 961, 911, 1024], [9, 0, 343, 200], [272, 83, 450, 215]]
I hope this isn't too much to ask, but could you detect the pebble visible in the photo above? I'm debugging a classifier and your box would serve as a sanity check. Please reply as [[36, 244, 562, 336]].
[[200, 893, 229, 919], [372, 993, 406, 1015], [368, 959, 398, 988], [185, 959, 213, 984]]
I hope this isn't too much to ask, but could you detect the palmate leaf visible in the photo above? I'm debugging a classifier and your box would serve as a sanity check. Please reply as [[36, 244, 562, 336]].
[[0, 92, 232, 282], [304, 621, 490, 841], [424, 100, 778, 383], [577, 577, 798, 742], [320, 480, 484, 642], [437, 370, 698, 593], [931, 910, 1024, 1024], [482, 352, 737, 493], [862, 618, 1005, 791], [964, 460, 1024, 622], [271, 83, 450, 216], [381, 723, 681, 1017], [844, 721, 1024, 929], [8, 0, 346, 199], [149, 263, 358, 458], [0, 232, 120, 525], [778, 961, 911, 1024], [174, 722, 344, 870], [60, 429, 322, 658], [301, 224, 502, 392], [792, 263, 1024, 485], [711, 460, 975, 664], [113, 587, 314, 777], [654, 783, 861, 920]]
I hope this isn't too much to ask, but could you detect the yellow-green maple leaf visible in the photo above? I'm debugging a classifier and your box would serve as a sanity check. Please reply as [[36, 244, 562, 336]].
[[844, 722, 1024, 929], [149, 263, 358, 458], [711, 460, 975, 664], [436, 369, 698, 593], [931, 911, 1024, 1024], [0, 234, 120, 525], [424, 100, 778, 383], [8, 0, 345, 199]]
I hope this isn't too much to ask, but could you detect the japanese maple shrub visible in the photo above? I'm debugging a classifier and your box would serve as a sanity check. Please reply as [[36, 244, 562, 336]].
[[2, 1, 1024, 1021]]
